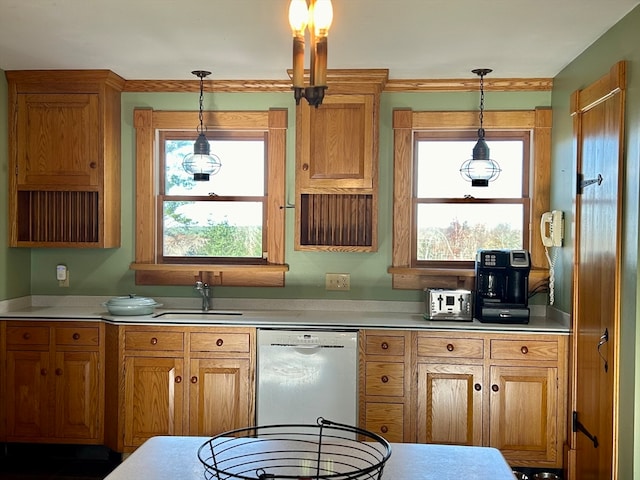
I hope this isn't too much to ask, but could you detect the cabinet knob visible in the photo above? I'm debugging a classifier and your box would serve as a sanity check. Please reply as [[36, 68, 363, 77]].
[[492, 384, 499, 392], [381, 375, 389, 383], [89, 162, 97, 169], [175, 376, 182, 383], [150, 337, 158, 345], [40, 368, 48, 376], [381, 342, 389, 350], [55, 368, 63, 376], [73, 333, 80, 340], [520, 346, 529, 354], [302, 163, 309, 171], [446, 343, 454, 352], [216, 338, 224, 347], [380, 425, 388, 434], [474, 383, 482, 391], [191, 376, 198, 384], [23, 332, 31, 340]]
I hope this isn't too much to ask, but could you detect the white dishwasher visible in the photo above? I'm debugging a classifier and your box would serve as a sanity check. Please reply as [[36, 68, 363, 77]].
[[256, 329, 358, 428]]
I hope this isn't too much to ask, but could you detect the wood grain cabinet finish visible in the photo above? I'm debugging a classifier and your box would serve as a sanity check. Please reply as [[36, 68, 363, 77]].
[[106, 325, 255, 453], [6, 70, 124, 247], [3, 321, 104, 443]]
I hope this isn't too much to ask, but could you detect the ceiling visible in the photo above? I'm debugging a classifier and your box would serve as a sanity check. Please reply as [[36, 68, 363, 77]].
[[0, 0, 638, 81]]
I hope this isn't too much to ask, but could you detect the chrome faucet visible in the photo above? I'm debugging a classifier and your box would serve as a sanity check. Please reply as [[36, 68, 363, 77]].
[[194, 281, 211, 311]]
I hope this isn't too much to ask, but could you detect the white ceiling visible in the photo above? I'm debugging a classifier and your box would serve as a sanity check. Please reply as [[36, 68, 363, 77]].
[[0, 0, 638, 81]]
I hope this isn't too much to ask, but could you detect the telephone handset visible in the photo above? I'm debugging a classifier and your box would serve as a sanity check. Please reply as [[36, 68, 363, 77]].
[[540, 210, 564, 247]]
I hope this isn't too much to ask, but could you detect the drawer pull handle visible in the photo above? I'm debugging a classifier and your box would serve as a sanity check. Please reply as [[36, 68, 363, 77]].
[[175, 376, 182, 383], [381, 375, 389, 383], [381, 342, 389, 350], [491, 384, 499, 392], [216, 338, 224, 347], [73, 333, 80, 340], [23, 332, 31, 340], [521, 346, 529, 354], [41, 368, 48, 376], [55, 368, 63, 376], [302, 163, 309, 171], [191, 376, 198, 384], [380, 426, 388, 433], [150, 337, 158, 345], [446, 343, 454, 352], [474, 383, 482, 391]]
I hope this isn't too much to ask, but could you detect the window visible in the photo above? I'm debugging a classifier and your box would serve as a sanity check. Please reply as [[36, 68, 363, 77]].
[[131, 108, 288, 287], [414, 130, 530, 268], [389, 108, 551, 290]]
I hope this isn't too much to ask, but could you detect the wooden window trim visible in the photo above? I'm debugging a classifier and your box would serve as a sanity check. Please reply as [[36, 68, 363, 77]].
[[130, 108, 289, 287], [388, 108, 551, 291]]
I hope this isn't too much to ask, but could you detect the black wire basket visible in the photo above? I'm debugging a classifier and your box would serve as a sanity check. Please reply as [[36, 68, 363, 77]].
[[197, 417, 392, 480]]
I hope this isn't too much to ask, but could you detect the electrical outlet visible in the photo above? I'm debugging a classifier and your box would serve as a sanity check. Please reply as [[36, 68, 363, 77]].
[[325, 273, 350, 291]]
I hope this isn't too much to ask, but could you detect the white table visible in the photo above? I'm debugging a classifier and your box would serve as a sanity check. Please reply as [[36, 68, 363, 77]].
[[105, 436, 516, 479]]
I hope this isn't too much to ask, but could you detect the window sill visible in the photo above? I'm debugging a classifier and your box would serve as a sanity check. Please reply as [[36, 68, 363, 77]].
[[130, 262, 289, 287]]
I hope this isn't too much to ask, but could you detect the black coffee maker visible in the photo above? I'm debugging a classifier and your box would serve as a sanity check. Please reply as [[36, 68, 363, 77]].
[[474, 249, 531, 324]]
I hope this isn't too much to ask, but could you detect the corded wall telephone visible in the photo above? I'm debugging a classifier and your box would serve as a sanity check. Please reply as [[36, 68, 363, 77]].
[[540, 210, 564, 247]]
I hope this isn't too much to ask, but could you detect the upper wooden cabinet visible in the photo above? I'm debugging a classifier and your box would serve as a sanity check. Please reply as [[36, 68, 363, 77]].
[[6, 70, 124, 248], [294, 70, 387, 252]]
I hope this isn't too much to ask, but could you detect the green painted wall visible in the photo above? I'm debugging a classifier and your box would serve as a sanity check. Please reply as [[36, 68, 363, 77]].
[[550, 5, 640, 478], [23, 89, 549, 301], [0, 69, 30, 300]]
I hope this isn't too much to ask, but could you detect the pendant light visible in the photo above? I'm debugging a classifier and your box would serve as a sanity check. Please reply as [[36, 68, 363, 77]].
[[288, 0, 333, 107], [460, 68, 501, 187], [182, 70, 222, 181]]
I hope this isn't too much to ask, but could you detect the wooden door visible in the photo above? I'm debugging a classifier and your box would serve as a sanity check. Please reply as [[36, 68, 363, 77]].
[[54, 350, 101, 440], [6, 350, 50, 439], [188, 358, 252, 436], [16, 93, 100, 187], [416, 363, 483, 446], [489, 365, 558, 465], [569, 61, 625, 480], [123, 356, 184, 448]]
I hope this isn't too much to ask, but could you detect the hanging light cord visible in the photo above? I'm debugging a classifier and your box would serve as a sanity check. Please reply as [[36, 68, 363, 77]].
[[197, 73, 205, 134], [478, 72, 485, 137]]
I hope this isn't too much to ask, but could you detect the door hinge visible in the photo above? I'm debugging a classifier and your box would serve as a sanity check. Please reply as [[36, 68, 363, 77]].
[[577, 172, 603, 195], [572, 411, 599, 448]]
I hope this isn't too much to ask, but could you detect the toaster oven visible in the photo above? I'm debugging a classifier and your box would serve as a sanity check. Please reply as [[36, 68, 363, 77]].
[[424, 288, 473, 321]]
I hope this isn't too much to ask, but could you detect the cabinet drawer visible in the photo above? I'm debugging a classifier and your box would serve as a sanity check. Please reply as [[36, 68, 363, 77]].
[[124, 331, 184, 352], [364, 402, 404, 443], [365, 362, 404, 397], [417, 336, 484, 359], [6, 325, 49, 346], [365, 335, 405, 356], [190, 332, 250, 353], [55, 326, 100, 346], [490, 339, 558, 361]]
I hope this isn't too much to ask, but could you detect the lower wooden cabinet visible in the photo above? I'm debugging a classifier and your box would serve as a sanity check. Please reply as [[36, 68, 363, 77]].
[[3, 321, 103, 443], [105, 325, 255, 453]]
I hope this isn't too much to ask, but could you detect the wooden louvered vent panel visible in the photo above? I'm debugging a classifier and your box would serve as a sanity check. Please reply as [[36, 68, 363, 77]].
[[17, 191, 99, 244], [299, 193, 373, 247]]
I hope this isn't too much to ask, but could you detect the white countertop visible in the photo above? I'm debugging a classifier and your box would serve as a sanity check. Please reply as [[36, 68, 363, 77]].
[[104, 435, 517, 480]]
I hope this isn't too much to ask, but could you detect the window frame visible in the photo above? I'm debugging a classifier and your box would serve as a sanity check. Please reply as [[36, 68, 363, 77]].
[[131, 108, 288, 287], [388, 108, 551, 291]]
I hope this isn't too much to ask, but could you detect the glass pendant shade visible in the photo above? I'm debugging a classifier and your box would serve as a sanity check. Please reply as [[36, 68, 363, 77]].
[[182, 132, 222, 182]]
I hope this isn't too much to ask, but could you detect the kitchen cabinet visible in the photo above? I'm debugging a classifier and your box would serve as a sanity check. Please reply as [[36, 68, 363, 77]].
[[106, 325, 255, 453], [5, 70, 124, 247], [3, 321, 104, 443], [359, 330, 412, 443], [414, 331, 567, 469], [294, 70, 387, 252]]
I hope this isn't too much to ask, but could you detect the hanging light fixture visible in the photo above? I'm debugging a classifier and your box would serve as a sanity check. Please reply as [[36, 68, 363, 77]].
[[182, 70, 222, 182], [460, 68, 501, 187], [288, 0, 333, 107]]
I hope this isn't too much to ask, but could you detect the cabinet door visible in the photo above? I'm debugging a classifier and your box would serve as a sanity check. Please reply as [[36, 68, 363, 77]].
[[188, 358, 252, 436], [417, 363, 483, 446], [16, 93, 100, 187], [123, 356, 184, 448], [54, 350, 101, 440], [489, 365, 558, 464], [6, 350, 51, 439], [297, 94, 374, 190]]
